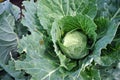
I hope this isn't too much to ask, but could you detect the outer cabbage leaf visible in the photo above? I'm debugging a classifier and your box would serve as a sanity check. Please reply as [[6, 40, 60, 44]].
[[0, 4, 26, 80], [0, 12, 17, 64], [100, 32, 120, 65], [15, 32, 66, 80], [0, 60, 26, 80], [95, 17, 109, 39], [64, 57, 101, 80], [97, 0, 120, 20], [92, 0, 120, 79], [80, 66, 101, 80], [0, 1, 10, 15], [101, 50, 120, 66], [98, 62, 120, 80], [95, 0, 120, 39], [92, 20, 120, 66], [21, 1, 43, 32], [37, 0, 97, 34], [79, 0, 97, 19], [37, 0, 97, 18], [0, 74, 13, 80]]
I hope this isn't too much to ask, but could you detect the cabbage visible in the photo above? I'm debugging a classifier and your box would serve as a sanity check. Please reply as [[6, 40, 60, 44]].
[[60, 31, 88, 59]]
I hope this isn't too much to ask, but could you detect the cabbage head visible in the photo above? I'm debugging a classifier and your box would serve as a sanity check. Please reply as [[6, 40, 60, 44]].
[[59, 30, 88, 59]]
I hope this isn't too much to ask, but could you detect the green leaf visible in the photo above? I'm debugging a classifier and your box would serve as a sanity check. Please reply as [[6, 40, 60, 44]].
[[80, 66, 101, 80], [99, 31, 120, 66], [98, 62, 120, 80], [80, 0, 97, 19], [0, 74, 13, 80], [95, 17, 109, 39], [75, 14, 97, 42], [0, 1, 10, 15], [64, 57, 95, 80], [59, 14, 97, 45], [21, 1, 42, 32], [0, 12, 17, 64], [37, 0, 97, 34], [96, 0, 120, 20], [101, 50, 120, 66], [92, 20, 120, 66], [15, 32, 67, 80], [0, 61, 26, 80], [9, 4, 21, 20], [0, 8, 26, 80]]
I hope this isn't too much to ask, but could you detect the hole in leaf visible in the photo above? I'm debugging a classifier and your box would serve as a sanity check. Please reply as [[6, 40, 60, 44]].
[[112, 66, 116, 69]]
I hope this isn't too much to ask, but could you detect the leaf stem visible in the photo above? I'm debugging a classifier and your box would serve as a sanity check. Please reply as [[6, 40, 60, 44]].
[[111, 8, 120, 21]]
